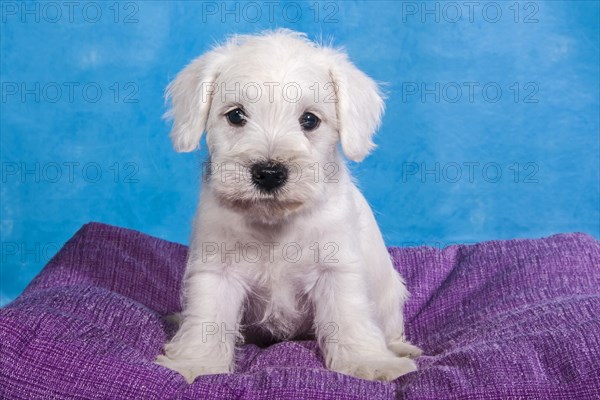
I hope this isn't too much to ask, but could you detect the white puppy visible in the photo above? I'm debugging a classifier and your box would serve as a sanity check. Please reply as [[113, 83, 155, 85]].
[[156, 29, 421, 383]]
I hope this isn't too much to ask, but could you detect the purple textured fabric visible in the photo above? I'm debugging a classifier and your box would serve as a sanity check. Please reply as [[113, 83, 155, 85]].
[[1, 222, 599, 400]]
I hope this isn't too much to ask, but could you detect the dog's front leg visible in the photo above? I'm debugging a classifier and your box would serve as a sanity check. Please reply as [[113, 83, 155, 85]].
[[312, 269, 417, 381], [155, 268, 246, 383]]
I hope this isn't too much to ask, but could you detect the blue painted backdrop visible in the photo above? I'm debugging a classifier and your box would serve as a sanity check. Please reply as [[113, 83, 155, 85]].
[[1, 1, 599, 305]]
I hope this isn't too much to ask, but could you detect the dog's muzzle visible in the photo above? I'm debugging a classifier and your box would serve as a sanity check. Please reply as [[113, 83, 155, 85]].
[[250, 161, 288, 192]]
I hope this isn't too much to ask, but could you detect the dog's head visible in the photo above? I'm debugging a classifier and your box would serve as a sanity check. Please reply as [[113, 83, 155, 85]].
[[166, 29, 384, 223]]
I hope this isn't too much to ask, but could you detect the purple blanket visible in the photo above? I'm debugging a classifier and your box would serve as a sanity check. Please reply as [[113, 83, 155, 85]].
[[1, 222, 599, 399]]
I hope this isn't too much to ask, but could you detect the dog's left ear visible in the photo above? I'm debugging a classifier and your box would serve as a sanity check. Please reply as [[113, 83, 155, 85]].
[[165, 50, 225, 152], [328, 53, 385, 162]]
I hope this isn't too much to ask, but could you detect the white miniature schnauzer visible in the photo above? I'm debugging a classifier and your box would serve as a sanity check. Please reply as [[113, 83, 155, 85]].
[[156, 29, 421, 383]]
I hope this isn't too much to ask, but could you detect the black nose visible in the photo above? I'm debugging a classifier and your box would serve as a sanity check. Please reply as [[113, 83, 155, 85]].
[[250, 162, 288, 192]]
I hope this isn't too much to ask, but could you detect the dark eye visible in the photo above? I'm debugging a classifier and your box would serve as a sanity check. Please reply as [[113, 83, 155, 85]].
[[299, 112, 320, 131], [226, 108, 246, 126]]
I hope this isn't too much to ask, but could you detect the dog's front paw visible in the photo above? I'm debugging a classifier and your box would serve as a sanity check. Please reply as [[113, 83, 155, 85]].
[[388, 339, 423, 359], [155, 354, 231, 384], [330, 353, 417, 381]]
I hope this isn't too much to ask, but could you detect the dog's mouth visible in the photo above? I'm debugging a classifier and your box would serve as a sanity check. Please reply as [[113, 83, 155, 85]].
[[213, 190, 306, 223], [223, 197, 304, 214]]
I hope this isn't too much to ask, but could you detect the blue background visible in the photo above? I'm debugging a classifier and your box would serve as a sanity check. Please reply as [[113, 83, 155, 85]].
[[1, 1, 599, 305]]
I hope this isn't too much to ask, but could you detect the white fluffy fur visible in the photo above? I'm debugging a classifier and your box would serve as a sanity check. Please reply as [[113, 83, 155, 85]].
[[155, 29, 422, 383]]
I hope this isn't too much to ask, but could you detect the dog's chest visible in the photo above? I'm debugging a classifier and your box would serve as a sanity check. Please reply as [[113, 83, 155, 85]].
[[243, 255, 316, 339]]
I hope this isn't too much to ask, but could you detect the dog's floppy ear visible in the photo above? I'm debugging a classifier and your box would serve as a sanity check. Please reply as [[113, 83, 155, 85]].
[[165, 50, 225, 152], [328, 53, 385, 162]]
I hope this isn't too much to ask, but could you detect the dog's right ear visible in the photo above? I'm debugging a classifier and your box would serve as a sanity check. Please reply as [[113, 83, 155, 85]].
[[165, 51, 224, 152]]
